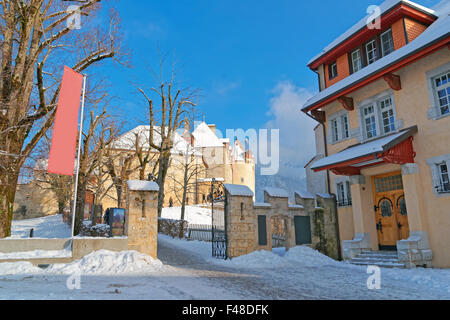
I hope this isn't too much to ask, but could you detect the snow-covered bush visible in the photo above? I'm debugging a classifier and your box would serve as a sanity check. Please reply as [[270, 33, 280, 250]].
[[158, 218, 188, 239], [79, 221, 111, 237]]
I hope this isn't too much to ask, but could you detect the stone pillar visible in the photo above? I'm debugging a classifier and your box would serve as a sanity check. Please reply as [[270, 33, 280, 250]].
[[224, 184, 256, 259], [125, 180, 159, 259], [342, 175, 374, 260], [397, 164, 433, 268]]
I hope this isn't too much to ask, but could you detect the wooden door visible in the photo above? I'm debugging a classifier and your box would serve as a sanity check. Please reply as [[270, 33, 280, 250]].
[[395, 195, 410, 240], [374, 195, 399, 247], [372, 172, 408, 249]]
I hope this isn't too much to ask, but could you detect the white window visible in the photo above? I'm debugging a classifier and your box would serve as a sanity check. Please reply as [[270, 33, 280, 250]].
[[381, 29, 394, 57], [427, 63, 450, 120], [379, 97, 396, 134], [341, 114, 350, 139], [433, 71, 450, 116], [362, 105, 377, 139], [336, 181, 352, 207], [426, 154, 450, 197], [366, 40, 378, 65], [351, 49, 362, 73], [331, 118, 339, 142], [360, 95, 397, 140], [329, 113, 350, 143], [329, 62, 338, 80], [437, 163, 450, 193]]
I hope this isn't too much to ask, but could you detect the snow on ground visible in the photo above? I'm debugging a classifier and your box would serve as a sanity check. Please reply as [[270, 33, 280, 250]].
[[46, 250, 164, 275], [0, 248, 72, 260], [161, 206, 213, 225], [0, 235, 449, 299], [9, 214, 71, 239], [157, 235, 450, 299], [1, 215, 450, 299], [0, 262, 43, 276]]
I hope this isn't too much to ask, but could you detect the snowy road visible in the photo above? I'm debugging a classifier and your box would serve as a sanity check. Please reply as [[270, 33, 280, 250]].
[[0, 235, 449, 299]]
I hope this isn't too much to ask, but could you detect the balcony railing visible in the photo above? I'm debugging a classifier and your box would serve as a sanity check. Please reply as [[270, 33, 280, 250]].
[[435, 183, 450, 194], [337, 197, 352, 207]]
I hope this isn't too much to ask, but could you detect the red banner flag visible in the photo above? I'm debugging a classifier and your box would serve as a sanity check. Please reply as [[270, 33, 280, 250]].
[[47, 66, 84, 176]]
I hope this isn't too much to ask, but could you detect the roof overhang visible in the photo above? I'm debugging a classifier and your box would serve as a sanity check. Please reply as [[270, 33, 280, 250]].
[[311, 126, 417, 176], [302, 36, 449, 114], [308, 2, 437, 70]]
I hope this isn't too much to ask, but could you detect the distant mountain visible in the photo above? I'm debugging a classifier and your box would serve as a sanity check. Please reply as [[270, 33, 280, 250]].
[[255, 162, 307, 202]]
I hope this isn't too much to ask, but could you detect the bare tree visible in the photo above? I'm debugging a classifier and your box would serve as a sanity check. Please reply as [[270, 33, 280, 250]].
[[138, 59, 197, 217], [0, 1, 126, 237], [88, 117, 120, 226], [73, 107, 116, 235], [33, 135, 73, 215]]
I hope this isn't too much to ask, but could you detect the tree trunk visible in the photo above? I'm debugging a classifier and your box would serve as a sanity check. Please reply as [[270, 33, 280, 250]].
[[58, 202, 65, 216], [0, 179, 18, 238], [179, 163, 189, 239], [156, 154, 170, 218], [116, 183, 124, 208]]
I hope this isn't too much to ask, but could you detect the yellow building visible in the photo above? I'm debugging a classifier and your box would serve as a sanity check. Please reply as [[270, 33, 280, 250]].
[[303, 0, 450, 267], [101, 122, 255, 209]]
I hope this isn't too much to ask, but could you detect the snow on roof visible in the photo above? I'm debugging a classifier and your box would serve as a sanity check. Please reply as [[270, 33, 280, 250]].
[[303, 1, 448, 111], [127, 180, 159, 192], [224, 184, 254, 197], [198, 177, 225, 182], [316, 193, 335, 199], [192, 122, 224, 148], [264, 187, 289, 198], [308, 0, 437, 66], [288, 204, 304, 209], [113, 125, 200, 156], [253, 202, 272, 208], [295, 190, 315, 199], [311, 127, 416, 170]]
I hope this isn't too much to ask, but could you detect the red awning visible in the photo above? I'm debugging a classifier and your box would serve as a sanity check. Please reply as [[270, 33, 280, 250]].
[[311, 126, 417, 176]]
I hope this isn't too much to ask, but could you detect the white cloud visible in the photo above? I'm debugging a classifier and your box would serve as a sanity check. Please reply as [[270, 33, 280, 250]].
[[264, 81, 317, 178]]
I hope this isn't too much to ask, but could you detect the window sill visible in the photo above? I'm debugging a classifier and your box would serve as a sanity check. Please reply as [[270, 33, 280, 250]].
[[359, 129, 401, 144], [433, 190, 450, 198], [330, 136, 353, 146], [432, 112, 450, 121]]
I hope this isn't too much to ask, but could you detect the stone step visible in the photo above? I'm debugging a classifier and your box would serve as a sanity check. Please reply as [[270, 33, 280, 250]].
[[357, 253, 399, 260], [361, 250, 398, 256], [350, 260, 405, 269], [352, 257, 399, 264]]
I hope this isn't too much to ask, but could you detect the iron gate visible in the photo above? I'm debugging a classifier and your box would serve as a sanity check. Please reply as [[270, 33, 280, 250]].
[[212, 202, 227, 259]]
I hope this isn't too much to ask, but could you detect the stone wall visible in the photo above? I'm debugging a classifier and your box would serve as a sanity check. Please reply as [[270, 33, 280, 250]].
[[224, 185, 340, 260]]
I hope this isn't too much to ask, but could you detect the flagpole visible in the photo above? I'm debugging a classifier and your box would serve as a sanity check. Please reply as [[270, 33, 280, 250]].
[[71, 74, 87, 238]]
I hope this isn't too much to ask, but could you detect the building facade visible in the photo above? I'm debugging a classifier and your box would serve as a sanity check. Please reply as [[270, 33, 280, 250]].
[[100, 121, 255, 210], [303, 0, 450, 267]]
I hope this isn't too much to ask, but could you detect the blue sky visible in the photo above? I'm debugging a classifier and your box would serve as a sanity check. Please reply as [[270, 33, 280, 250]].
[[94, 0, 440, 168]]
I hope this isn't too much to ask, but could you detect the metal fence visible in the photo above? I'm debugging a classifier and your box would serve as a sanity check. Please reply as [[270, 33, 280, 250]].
[[187, 224, 212, 242]]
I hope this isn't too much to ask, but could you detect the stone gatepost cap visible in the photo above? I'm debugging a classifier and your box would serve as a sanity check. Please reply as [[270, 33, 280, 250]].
[[127, 180, 160, 192], [295, 190, 315, 199], [224, 184, 254, 197], [264, 187, 289, 198]]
